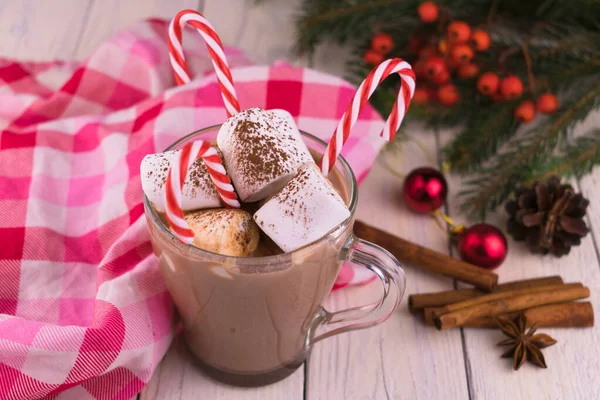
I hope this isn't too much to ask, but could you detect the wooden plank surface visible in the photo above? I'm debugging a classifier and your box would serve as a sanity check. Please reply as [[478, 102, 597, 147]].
[[2, 0, 599, 399], [0, 0, 93, 60]]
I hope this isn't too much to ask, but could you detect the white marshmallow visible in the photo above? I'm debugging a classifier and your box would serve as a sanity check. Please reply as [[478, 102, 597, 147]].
[[217, 107, 313, 203], [254, 163, 351, 253], [140, 150, 221, 212]]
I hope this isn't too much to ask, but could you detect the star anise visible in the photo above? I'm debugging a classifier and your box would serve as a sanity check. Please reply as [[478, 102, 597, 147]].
[[497, 313, 557, 370]]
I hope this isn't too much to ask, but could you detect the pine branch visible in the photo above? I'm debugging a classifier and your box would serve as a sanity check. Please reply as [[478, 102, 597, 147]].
[[443, 100, 520, 171], [528, 129, 600, 183], [295, 0, 420, 55], [459, 74, 600, 219]]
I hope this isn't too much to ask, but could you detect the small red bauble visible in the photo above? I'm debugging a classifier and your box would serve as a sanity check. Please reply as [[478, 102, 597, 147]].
[[447, 21, 471, 44], [477, 72, 500, 95], [500, 76, 524, 100], [413, 88, 431, 104], [418, 1, 439, 23], [403, 167, 448, 213], [457, 63, 479, 80], [515, 100, 536, 123], [363, 49, 385, 66], [371, 33, 394, 55], [471, 30, 491, 51], [438, 84, 459, 106], [457, 223, 508, 269], [536, 93, 559, 114], [450, 44, 474, 64], [424, 57, 447, 80]]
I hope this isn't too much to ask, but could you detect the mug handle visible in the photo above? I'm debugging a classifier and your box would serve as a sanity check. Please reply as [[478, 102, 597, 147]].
[[310, 234, 406, 344]]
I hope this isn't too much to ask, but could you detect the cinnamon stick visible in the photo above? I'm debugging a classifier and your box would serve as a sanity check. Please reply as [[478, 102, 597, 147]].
[[354, 221, 498, 291], [462, 302, 594, 328], [409, 275, 563, 312], [434, 285, 590, 330], [423, 283, 583, 324]]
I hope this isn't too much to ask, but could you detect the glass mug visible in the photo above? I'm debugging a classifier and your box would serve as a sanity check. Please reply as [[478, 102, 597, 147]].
[[144, 126, 407, 387]]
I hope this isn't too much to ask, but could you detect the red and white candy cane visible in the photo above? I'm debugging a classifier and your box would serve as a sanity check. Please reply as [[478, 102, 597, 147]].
[[165, 140, 240, 244], [319, 58, 416, 176], [168, 9, 241, 117]]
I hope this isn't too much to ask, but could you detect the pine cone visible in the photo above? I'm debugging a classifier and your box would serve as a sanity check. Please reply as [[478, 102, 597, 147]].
[[505, 175, 590, 257]]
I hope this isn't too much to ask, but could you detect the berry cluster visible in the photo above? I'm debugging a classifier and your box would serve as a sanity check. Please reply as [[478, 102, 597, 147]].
[[364, 1, 560, 123]]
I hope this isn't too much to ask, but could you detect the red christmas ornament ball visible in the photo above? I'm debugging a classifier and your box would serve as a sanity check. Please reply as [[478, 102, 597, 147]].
[[458, 223, 508, 269], [418, 1, 439, 23], [371, 33, 394, 55], [363, 49, 385, 66], [403, 167, 448, 213]]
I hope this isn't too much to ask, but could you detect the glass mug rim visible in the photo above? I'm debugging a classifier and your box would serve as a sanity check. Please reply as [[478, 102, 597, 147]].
[[144, 124, 358, 266]]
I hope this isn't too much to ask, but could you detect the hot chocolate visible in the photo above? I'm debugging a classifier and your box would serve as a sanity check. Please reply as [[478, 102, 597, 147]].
[[146, 159, 350, 385], [143, 114, 405, 387]]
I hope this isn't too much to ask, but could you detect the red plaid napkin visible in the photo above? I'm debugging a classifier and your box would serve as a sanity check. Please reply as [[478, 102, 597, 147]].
[[0, 18, 385, 399]]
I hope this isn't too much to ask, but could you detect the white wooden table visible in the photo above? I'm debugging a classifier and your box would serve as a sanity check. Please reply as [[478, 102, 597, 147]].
[[2, 1, 599, 399]]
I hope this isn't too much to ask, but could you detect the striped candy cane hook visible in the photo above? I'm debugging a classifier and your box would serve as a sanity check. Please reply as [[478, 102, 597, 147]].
[[320, 58, 416, 176], [165, 140, 240, 244], [168, 9, 241, 117]]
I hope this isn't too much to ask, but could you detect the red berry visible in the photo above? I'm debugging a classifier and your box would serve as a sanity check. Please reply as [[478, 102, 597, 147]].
[[371, 33, 394, 55], [492, 92, 505, 103], [536, 93, 559, 114], [418, 1, 438, 23], [432, 68, 450, 85], [450, 44, 474, 64], [438, 84, 459, 106], [471, 30, 491, 51], [447, 21, 471, 44], [419, 46, 438, 60], [477, 72, 500, 95], [438, 39, 449, 55], [424, 57, 447, 80], [457, 63, 479, 80], [363, 49, 385, 66], [413, 88, 430, 104], [445, 57, 461, 70], [408, 35, 423, 54], [500, 76, 524, 100], [515, 100, 536, 123], [413, 59, 427, 79]]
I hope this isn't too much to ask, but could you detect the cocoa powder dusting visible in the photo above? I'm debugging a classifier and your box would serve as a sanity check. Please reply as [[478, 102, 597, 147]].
[[228, 109, 297, 189]]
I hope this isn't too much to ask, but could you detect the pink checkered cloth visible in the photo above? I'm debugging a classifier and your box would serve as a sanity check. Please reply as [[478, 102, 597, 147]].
[[0, 19, 386, 399]]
